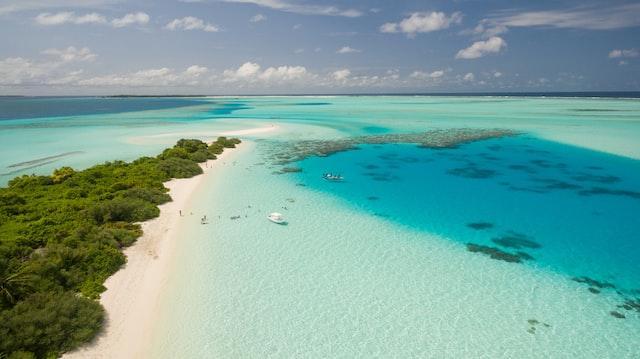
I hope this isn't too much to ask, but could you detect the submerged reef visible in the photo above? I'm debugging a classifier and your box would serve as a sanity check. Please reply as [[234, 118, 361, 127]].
[[571, 276, 616, 289], [447, 166, 497, 179], [578, 187, 640, 200], [610, 311, 626, 319], [465, 243, 534, 263], [467, 222, 494, 230], [527, 319, 551, 334], [491, 231, 542, 249], [264, 128, 517, 165]]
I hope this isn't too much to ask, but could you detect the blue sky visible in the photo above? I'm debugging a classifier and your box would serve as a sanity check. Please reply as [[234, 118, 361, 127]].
[[0, 0, 639, 94]]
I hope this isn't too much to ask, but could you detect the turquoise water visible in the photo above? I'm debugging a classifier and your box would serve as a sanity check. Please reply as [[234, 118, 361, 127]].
[[294, 137, 640, 291], [2, 96, 640, 357]]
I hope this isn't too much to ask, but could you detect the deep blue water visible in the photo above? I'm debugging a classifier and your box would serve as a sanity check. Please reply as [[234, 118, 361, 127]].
[[0, 97, 208, 120], [293, 136, 640, 292]]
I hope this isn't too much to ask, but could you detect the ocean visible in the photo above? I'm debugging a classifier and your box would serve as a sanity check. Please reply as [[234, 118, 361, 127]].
[[1, 95, 639, 357]]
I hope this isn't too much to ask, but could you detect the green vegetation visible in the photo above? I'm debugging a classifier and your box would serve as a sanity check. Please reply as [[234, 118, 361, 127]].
[[0, 137, 240, 358]]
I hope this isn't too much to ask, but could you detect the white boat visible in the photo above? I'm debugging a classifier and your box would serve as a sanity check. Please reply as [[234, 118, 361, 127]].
[[267, 212, 286, 224], [322, 173, 344, 181]]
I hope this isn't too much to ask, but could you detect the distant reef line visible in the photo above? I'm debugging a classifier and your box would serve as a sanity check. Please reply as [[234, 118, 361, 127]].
[[265, 128, 518, 165]]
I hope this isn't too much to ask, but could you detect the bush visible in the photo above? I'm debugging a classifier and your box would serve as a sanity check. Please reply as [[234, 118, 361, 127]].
[[157, 157, 203, 179], [0, 137, 239, 357], [0, 292, 104, 358]]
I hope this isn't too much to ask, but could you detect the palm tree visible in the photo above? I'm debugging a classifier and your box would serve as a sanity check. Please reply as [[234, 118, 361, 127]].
[[0, 265, 36, 306]]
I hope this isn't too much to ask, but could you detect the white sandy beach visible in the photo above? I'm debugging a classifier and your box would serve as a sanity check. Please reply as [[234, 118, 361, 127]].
[[65, 126, 276, 359]]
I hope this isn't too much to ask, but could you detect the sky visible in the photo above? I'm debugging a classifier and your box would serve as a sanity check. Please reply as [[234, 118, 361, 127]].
[[0, 0, 639, 95]]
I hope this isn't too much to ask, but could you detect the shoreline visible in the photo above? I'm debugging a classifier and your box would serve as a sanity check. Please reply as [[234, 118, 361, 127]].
[[64, 128, 274, 358]]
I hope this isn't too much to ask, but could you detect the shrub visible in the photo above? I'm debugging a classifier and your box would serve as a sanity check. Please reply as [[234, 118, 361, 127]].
[[0, 292, 104, 358]]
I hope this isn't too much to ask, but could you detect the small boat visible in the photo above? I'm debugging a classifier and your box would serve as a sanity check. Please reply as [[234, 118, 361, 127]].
[[267, 212, 286, 224], [322, 173, 344, 181]]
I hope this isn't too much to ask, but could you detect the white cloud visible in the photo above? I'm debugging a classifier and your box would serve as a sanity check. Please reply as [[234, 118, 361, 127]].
[[111, 12, 149, 28], [332, 69, 351, 81], [259, 65, 307, 81], [463, 72, 475, 81], [220, 0, 362, 17], [336, 46, 361, 54], [294, 48, 304, 54], [608, 49, 638, 59], [41, 46, 96, 62], [250, 14, 266, 22], [35, 12, 106, 25], [224, 61, 261, 80], [380, 12, 462, 37], [410, 70, 444, 80], [463, 19, 508, 39], [456, 36, 506, 59], [292, 24, 302, 30], [35, 11, 149, 28], [78, 65, 209, 87], [493, 71, 502, 78], [0, 0, 122, 15], [185, 65, 209, 76], [0, 47, 98, 86], [222, 62, 310, 84], [0, 57, 51, 85], [166, 16, 219, 32], [489, 3, 640, 30]]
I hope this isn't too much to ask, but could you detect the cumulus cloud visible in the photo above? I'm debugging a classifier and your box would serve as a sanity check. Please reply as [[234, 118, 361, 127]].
[[221, 0, 361, 17], [336, 46, 361, 54], [250, 14, 266, 22], [78, 65, 209, 87], [332, 69, 351, 81], [456, 36, 506, 59], [35, 12, 106, 25], [0, 57, 51, 85], [41, 46, 96, 62], [35, 11, 149, 28], [608, 49, 638, 58], [410, 70, 444, 80], [0, 47, 98, 86], [222, 62, 310, 84], [165, 16, 219, 32], [380, 12, 462, 37], [463, 72, 475, 81], [111, 12, 149, 27]]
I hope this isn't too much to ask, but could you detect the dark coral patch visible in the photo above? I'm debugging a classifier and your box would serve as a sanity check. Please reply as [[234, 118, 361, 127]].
[[491, 232, 541, 249], [618, 298, 640, 313], [578, 187, 640, 199], [571, 173, 620, 184], [507, 164, 537, 174], [610, 311, 626, 319], [467, 222, 494, 230], [532, 178, 581, 190], [466, 243, 532, 263], [572, 276, 616, 289], [447, 166, 497, 179], [367, 196, 380, 201], [588, 287, 601, 294]]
